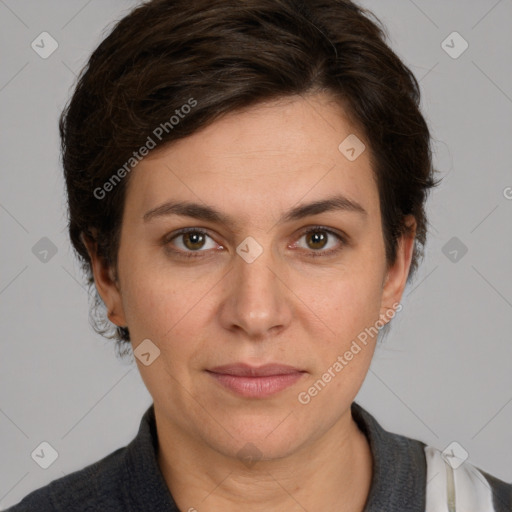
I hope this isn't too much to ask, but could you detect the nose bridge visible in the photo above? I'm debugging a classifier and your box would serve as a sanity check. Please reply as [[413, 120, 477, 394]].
[[219, 234, 291, 337]]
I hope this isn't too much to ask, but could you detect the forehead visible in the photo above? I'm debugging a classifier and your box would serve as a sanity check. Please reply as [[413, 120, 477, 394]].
[[125, 93, 380, 228]]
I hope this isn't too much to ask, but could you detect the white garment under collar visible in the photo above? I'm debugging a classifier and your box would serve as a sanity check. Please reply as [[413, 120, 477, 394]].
[[425, 446, 496, 511]]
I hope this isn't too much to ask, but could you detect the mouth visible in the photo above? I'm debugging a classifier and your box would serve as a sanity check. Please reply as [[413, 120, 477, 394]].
[[205, 363, 306, 398]]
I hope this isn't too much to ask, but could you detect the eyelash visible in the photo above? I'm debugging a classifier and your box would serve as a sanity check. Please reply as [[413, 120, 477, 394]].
[[164, 226, 347, 260]]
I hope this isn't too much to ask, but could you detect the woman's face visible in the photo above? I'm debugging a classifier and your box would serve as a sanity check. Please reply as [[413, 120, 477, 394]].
[[92, 92, 414, 461]]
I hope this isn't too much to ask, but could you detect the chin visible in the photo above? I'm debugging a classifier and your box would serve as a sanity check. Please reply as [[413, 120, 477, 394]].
[[205, 413, 309, 462], [214, 433, 304, 465]]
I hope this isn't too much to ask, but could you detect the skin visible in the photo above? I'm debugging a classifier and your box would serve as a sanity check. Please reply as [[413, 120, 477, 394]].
[[85, 92, 416, 512]]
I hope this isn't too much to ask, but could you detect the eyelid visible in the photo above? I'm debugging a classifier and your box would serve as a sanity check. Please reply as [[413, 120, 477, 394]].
[[296, 225, 347, 243], [164, 226, 216, 243]]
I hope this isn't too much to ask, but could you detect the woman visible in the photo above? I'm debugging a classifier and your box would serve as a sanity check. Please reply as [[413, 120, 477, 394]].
[[7, 0, 511, 510]]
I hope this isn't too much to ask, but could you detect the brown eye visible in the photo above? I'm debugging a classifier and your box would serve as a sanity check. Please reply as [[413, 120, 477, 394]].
[[165, 228, 220, 258], [182, 232, 207, 250], [294, 227, 346, 257], [305, 230, 328, 250]]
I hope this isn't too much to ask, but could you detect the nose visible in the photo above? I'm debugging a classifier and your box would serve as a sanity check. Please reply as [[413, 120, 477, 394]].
[[217, 240, 292, 340]]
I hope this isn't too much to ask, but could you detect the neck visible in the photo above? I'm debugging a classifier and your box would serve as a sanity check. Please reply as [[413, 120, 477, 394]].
[[155, 405, 373, 512]]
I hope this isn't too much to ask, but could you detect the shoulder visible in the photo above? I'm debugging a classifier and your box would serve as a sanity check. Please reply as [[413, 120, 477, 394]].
[[4, 446, 128, 511], [424, 445, 512, 512], [351, 402, 511, 511], [4, 404, 176, 512]]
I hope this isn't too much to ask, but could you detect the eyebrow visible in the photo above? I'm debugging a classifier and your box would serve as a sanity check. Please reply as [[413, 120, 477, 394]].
[[143, 194, 367, 227]]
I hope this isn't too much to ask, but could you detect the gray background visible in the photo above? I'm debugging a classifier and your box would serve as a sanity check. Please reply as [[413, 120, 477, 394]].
[[1, 0, 511, 508]]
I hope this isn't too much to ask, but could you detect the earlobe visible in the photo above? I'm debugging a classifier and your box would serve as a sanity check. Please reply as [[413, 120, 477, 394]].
[[81, 231, 127, 328]]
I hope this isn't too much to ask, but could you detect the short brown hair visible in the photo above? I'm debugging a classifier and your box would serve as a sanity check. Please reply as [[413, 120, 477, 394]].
[[59, 0, 441, 354]]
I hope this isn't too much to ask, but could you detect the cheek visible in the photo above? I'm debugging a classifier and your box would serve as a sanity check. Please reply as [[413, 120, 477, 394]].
[[298, 260, 385, 344], [119, 256, 218, 361], [338, 281, 384, 340], [118, 241, 176, 327], [308, 287, 381, 385], [295, 276, 383, 409], [121, 274, 206, 402], [123, 278, 195, 341]]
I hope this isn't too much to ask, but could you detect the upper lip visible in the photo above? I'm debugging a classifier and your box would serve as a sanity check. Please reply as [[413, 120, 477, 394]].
[[207, 363, 304, 377]]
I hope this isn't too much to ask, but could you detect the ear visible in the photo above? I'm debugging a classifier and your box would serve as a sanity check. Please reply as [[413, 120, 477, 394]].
[[379, 215, 416, 321], [81, 232, 127, 328]]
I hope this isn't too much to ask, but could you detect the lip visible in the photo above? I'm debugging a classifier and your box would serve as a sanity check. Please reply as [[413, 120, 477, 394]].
[[206, 363, 306, 398], [208, 363, 303, 377]]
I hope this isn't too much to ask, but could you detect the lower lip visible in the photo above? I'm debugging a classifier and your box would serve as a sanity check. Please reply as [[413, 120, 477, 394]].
[[207, 371, 305, 398]]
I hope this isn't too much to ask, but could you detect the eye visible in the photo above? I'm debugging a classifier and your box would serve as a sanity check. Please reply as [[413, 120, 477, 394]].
[[293, 227, 346, 257], [164, 228, 222, 258], [163, 226, 346, 260]]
